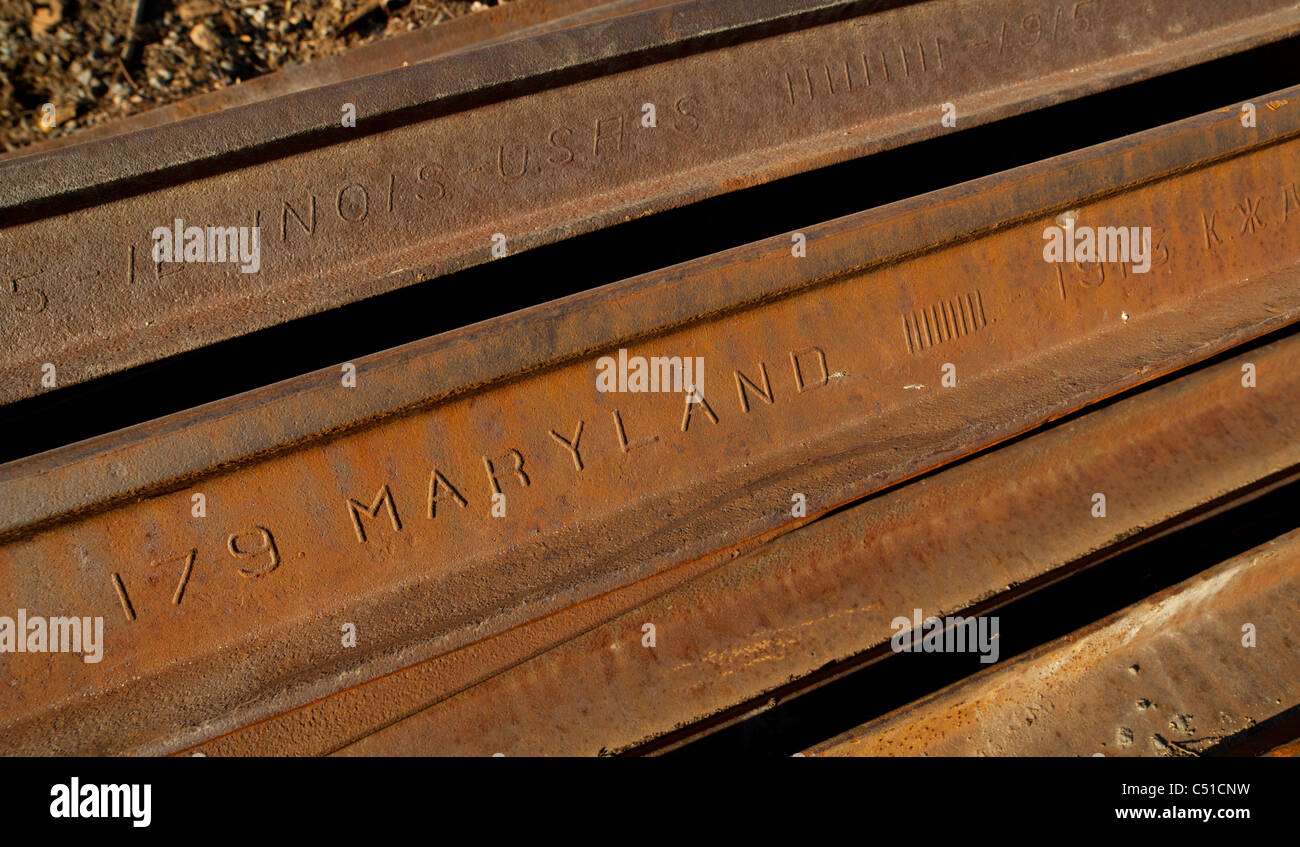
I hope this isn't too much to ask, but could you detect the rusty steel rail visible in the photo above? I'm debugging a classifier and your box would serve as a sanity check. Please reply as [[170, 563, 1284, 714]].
[[1, 82, 1298, 755], [804, 525, 1300, 757], [4, 0, 678, 159], [2, 0, 1298, 404], [185, 333, 1300, 756]]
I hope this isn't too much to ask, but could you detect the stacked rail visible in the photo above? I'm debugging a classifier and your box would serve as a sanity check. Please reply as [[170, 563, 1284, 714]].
[[1, 0, 1298, 757]]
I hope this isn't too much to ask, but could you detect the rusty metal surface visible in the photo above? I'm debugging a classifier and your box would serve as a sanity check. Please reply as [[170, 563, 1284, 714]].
[[3, 0, 680, 160], [2, 0, 1297, 404], [203, 334, 1300, 756], [1, 85, 1298, 754], [7, 85, 1300, 536], [804, 525, 1300, 756]]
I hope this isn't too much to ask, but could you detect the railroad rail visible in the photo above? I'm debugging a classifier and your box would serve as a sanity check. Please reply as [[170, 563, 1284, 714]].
[[2, 0, 1298, 403], [248, 334, 1300, 756], [806, 526, 1300, 757], [4, 77, 1300, 754], [0, 0, 1297, 759]]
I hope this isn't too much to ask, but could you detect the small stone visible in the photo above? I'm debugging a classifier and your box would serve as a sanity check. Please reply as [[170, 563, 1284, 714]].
[[178, 1, 219, 20], [31, 1, 63, 37], [189, 22, 221, 53]]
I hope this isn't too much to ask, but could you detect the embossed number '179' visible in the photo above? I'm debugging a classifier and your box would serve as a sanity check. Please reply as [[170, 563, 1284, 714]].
[[109, 526, 281, 622]]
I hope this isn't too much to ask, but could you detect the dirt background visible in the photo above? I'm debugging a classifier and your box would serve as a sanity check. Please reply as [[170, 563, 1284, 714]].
[[1, 0, 501, 152]]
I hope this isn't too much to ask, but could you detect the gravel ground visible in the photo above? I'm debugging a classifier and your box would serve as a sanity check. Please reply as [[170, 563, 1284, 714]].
[[1, 0, 500, 152]]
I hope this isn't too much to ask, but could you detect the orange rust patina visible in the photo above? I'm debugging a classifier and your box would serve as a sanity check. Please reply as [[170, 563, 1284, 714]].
[[805, 525, 1300, 757], [286, 336, 1300, 756], [2, 0, 1298, 403], [2, 86, 1300, 755]]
